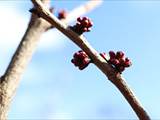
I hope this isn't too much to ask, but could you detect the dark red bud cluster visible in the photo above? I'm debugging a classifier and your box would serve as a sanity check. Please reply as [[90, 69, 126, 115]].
[[58, 10, 67, 19], [108, 51, 132, 73], [100, 51, 132, 73], [71, 17, 93, 35], [71, 50, 91, 70]]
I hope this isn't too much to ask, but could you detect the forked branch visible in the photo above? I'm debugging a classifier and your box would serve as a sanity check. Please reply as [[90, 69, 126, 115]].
[[31, 0, 151, 119], [0, 0, 102, 119]]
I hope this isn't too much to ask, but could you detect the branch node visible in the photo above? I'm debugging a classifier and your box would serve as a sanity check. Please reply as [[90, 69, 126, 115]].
[[29, 8, 41, 18]]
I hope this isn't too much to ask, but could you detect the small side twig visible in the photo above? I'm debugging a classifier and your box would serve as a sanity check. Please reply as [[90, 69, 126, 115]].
[[31, 0, 151, 119], [64, 0, 103, 24]]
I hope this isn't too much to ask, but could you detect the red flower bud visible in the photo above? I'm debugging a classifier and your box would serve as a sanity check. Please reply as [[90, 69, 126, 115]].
[[87, 21, 93, 27], [71, 17, 93, 35], [109, 58, 120, 66], [77, 17, 82, 22], [116, 51, 124, 59], [71, 50, 91, 70], [119, 58, 125, 66], [109, 51, 116, 59], [82, 20, 89, 26], [107, 51, 132, 73], [82, 17, 88, 21], [124, 58, 132, 67], [58, 10, 67, 19]]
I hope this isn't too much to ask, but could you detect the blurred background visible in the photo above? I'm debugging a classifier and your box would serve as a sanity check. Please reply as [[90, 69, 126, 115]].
[[0, 0, 160, 119]]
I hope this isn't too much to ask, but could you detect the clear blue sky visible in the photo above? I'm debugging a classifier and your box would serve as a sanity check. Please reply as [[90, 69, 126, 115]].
[[0, 0, 160, 119]]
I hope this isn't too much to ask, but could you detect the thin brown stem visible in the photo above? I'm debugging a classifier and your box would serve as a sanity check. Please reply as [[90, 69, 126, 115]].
[[31, 0, 151, 119]]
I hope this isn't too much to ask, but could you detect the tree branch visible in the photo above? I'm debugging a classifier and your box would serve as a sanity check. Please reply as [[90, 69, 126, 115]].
[[0, 0, 102, 119], [0, 2, 51, 119], [31, 0, 151, 119], [64, 0, 102, 24]]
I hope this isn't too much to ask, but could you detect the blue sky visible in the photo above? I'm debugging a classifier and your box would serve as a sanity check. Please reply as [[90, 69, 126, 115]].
[[0, 0, 160, 119]]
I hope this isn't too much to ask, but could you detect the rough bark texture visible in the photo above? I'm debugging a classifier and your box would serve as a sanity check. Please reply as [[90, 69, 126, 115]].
[[0, 0, 51, 119], [0, 0, 102, 119], [0, 15, 51, 120], [31, 0, 151, 119]]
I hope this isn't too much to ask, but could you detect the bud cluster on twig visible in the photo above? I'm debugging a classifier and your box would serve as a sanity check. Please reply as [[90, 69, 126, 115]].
[[70, 17, 93, 35], [100, 51, 132, 73], [71, 17, 132, 73], [71, 50, 91, 70]]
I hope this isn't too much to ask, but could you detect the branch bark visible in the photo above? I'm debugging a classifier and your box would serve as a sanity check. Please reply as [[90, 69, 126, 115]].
[[31, 0, 151, 119], [0, 0, 102, 119], [0, 2, 51, 119]]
